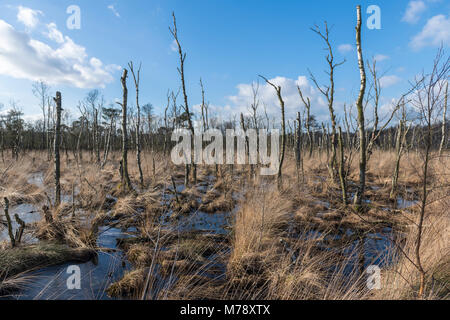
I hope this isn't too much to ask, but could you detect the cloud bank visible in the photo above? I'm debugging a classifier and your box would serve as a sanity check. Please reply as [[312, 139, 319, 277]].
[[0, 7, 120, 89]]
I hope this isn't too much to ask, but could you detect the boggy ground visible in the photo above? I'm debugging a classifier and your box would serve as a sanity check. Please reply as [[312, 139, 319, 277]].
[[0, 149, 448, 300]]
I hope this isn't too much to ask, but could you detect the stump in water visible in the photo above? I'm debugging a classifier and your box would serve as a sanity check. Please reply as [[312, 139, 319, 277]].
[[14, 214, 26, 244], [2, 198, 27, 247], [3, 197, 15, 247]]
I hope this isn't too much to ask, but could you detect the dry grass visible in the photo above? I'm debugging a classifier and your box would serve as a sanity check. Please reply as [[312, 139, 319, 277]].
[[0, 149, 448, 300], [223, 183, 370, 300], [373, 155, 450, 299]]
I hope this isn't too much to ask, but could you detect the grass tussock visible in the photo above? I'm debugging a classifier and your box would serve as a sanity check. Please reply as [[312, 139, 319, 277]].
[[0, 242, 95, 278]]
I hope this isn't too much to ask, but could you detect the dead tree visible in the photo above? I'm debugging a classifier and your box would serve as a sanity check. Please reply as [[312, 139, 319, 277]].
[[353, 5, 367, 208], [365, 60, 417, 163], [297, 85, 313, 158], [2, 197, 25, 247], [240, 113, 253, 177], [439, 82, 448, 157], [321, 123, 329, 156], [263, 103, 270, 132], [170, 12, 196, 185], [200, 78, 209, 131], [411, 47, 449, 298], [343, 104, 352, 149], [117, 69, 133, 192], [390, 103, 411, 200], [249, 82, 260, 130], [295, 112, 304, 183], [338, 126, 347, 205], [259, 76, 286, 189], [366, 60, 381, 159], [129, 61, 144, 187], [53, 91, 62, 206], [161, 91, 170, 156], [249, 81, 260, 160], [309, 22, 345, 181]]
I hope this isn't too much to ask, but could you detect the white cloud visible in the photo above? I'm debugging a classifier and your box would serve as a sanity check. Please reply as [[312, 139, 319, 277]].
[[0, 19, 120, 88], [17, 6, 42, 28], [338, 44, 353, 54], [0, 107, 43, 122], [44, 23, 64, 44], [379, 75, 402, 88], [410, 14, 450, 49], [170, 39, 178, 52], [23, 113, 43, 122], [402, 1, 427, 24], [374, 54, 389, 62], [108, 5, 120, 18], [218, 76, 330, 123]]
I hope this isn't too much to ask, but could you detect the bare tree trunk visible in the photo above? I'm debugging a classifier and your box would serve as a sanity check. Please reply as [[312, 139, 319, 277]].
[[297, 86, 313, 158], [170, 12, 196, 185], [439, 82, 448, 157], [163, 92, 170, 156], [260, 76, 286, 189], [240, 113, 253, 178], [390, 118, 408, 200], [76, 117, 84, 164], [353, 5, 367, 208], [344, 104, 352, 149], [366, 60, 380, 162], [101, 117, 114, 168], [0, 127, 4, 163], [338, 126, 347, 205], [310, 22, 345, 181], [200, 78, 207, 131], [94, 108, 101, 164], [129, 61, 144, 188], [118, 69, 133, 192], [295, 112, 303, 183], [54, 91, 62, 206]]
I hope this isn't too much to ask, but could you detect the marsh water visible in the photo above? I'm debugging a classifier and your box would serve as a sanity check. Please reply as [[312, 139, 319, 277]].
[[14, 226, 133, 300], [1, 171, 417, 300]]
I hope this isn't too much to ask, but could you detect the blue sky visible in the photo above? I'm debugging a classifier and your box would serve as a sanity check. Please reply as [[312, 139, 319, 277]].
[[0, 0, 449, 124]]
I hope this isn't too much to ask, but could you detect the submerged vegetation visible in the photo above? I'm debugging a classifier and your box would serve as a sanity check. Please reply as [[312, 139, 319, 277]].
[[0, 6, 448, 300]]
